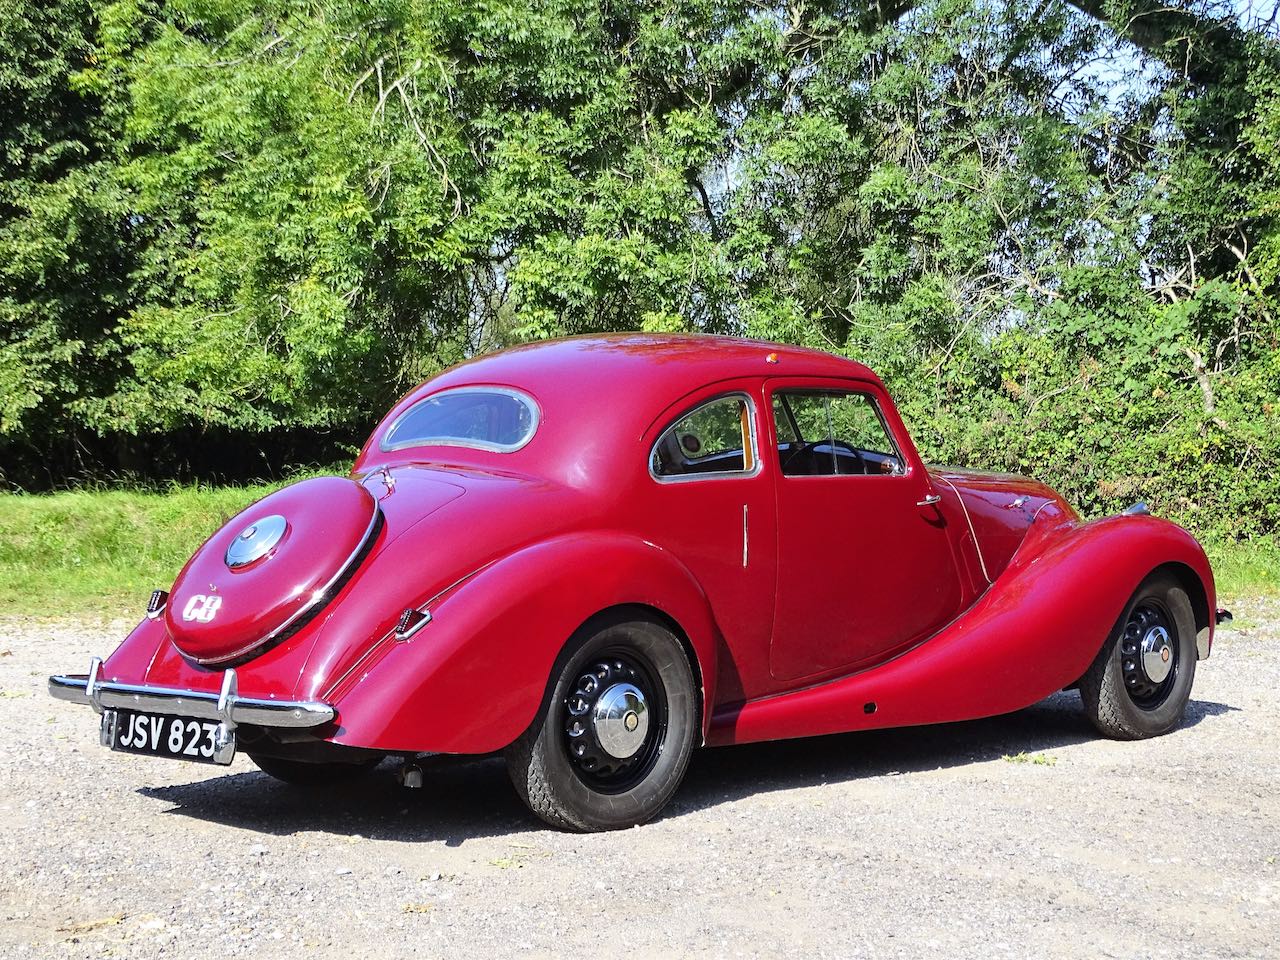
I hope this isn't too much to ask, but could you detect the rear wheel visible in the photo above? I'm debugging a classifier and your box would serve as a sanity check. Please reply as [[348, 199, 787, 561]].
[[1080, 571, 1197, 739], [504, 615, 697, 831], [249, 753, 380, 786]]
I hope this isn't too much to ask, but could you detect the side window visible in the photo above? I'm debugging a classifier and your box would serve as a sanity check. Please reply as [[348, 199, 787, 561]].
[[651, 395, 757, 480], [772, 391, 903, 477]]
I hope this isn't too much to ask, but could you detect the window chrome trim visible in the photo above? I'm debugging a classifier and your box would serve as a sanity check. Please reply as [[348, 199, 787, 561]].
[[768, 387, 909, 479], [379, 386, 541, 454], [648, 392, 762, 484]]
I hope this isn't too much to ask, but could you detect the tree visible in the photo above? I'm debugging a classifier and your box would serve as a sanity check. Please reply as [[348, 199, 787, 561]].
[[0, 0, 1276, 536], [0, 0, 131, 463]]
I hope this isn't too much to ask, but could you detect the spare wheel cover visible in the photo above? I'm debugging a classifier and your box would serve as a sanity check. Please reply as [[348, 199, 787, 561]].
[[166, 476, 379, 665]]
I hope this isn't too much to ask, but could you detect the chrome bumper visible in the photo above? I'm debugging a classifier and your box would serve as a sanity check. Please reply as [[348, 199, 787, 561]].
[[48, 657, 335, 729]]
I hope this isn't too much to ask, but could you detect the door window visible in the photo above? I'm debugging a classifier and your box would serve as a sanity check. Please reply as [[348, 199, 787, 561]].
[[772, 391, 903, 477]]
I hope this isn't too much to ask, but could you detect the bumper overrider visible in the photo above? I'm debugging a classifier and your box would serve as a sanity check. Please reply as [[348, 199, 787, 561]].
[[48, 657, 335, 764]]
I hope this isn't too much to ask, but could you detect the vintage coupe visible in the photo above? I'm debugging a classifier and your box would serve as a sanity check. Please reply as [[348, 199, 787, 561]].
[[50, 335, 1227, 830]]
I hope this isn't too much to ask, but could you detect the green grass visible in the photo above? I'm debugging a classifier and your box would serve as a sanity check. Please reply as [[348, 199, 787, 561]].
[[1001, 751, 1058, 766], [1205, 538, 1280, 601], [0, 481, 1275, 618], [0, 480, 300, 618]]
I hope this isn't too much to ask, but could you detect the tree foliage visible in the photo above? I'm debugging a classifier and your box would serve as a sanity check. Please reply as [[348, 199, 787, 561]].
[[1, 0, 1277, 537]]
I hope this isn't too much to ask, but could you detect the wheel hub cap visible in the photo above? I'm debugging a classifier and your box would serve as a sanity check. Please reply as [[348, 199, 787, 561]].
[[1140, 625, 1173, 684], [593, 683, 649, 759], [562, 656, 665, 792], [1120, 602, 1178, 709]]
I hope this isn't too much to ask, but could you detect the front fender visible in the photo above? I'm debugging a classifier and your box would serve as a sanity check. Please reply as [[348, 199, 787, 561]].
[[325, 533, 721, 754], [711, 512, 1215, 745]]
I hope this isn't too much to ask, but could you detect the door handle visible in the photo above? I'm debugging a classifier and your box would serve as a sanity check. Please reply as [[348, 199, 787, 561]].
[[917, 493, 942, 507]]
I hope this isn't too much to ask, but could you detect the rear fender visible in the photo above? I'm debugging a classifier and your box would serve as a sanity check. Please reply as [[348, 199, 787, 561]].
[[710, 513, 1214, 745], [326, 533, 720, 754]]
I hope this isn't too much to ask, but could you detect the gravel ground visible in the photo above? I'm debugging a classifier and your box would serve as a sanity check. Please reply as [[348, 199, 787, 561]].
[[2, 601, 1277, 960]]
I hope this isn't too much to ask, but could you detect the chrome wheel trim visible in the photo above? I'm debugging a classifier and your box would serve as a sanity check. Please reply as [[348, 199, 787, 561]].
[[1140, 625, 1174, 685], [593, 683, 649, 759], [562, 652, 667, 794], [1119, 601, 1180, 710]]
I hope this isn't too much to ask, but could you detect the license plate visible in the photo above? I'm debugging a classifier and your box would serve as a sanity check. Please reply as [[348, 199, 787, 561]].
[[105, 709, 234, 765]]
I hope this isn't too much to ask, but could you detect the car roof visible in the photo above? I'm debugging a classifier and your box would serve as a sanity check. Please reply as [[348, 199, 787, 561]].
[[420, 333, 877, 404], [357, 334, 884, 476]]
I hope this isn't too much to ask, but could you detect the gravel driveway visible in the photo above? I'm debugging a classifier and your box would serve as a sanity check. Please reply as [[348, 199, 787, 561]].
[[2, 601, 1277, 959]]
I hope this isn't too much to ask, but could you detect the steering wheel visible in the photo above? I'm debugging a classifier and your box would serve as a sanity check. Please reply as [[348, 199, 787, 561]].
[[830, 440, 866, 475], [780, 440, 866, 475], [780, 440, 828, 474]]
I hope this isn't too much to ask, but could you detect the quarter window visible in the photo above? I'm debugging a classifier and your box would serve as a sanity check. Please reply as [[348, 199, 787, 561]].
[[772, 391, 903, 477], [651, 395, 757, 479]]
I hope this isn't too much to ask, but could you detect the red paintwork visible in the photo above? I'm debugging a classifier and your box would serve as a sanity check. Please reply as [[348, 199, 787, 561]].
[[708, 514, 1212, 745], [931, 468, 1068, 580], [166, 477, 380, 664], [765, 376, 966, 682], [96, 334, 1218, 755]]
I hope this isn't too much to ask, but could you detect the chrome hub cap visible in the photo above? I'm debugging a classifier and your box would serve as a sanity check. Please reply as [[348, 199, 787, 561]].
[[593, 683, 649, 759], [225, 514, 287, 568], [1140, 625, 1173, 684], [1120, 602, 1178, 709], [562, 654, 666, 793]]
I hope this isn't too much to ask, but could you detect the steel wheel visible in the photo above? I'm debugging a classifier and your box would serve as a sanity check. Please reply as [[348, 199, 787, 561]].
[[505, 614, 697, 831], [1118, 601, 1180, 710], [562, 652, 667, 794], [1080, 571, 1198, 740]]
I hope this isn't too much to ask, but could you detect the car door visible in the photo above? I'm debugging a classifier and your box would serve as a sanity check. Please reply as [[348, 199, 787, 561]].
[[639, 381, 779, 704], [767, 378, 963, 682]]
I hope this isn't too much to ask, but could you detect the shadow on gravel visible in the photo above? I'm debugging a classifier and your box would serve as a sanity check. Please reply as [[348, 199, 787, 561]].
[[140, 753, 528, 844], [670, 692, 1238, 818], [138, 692, 1237, 839]]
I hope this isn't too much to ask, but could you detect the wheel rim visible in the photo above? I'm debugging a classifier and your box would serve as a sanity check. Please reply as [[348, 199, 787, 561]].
[[562, 650, 667, 794], [1120, 601, 1179, 709]]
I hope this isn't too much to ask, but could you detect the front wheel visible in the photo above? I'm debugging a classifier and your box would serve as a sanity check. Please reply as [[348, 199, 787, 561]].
[[504, 615, 697, 831], [1079, 571, 1197, 740]]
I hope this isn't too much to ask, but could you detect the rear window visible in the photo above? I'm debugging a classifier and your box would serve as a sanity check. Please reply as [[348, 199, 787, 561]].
[[380, 387, 539, 453]]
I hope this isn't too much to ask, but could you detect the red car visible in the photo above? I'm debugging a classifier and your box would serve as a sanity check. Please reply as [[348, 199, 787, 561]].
[[50, 334, 1227, 830]]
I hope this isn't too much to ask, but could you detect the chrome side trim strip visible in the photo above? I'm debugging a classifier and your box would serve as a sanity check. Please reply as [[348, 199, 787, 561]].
[[48, 667, 334, 729], [935, 474, 991, 584]]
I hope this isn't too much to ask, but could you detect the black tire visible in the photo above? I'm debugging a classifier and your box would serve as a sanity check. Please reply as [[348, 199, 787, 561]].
[[504, 614, 697, 831], [249, 753, 380, 786], [1079, 571, 1197, 740]]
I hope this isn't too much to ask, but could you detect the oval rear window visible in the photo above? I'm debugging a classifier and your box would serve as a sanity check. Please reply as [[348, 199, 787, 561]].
[[381, 387, 539, 453]]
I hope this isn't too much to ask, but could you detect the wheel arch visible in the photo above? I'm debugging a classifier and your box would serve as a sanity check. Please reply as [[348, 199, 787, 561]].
[[1154, 560, 1211, 636], [1017, 516, 1216, 666], [326, 532, 721, 753]]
